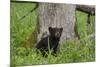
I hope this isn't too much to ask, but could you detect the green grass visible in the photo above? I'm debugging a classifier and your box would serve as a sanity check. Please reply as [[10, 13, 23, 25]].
[[10, 2, 95, 66]]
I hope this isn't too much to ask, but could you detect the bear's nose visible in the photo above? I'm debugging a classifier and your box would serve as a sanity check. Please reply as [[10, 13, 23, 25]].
[[55, 32, 60, 37]]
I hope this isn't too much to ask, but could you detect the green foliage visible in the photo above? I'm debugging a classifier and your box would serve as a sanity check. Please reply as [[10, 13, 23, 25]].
[[76, 11, 95, 38], [11, 2, 38, 48], [11, 39, 95, 66], [10, 2, 95, 66]]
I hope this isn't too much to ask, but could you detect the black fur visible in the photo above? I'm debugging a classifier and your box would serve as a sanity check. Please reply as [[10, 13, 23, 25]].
[[35, 27, 63, 56]]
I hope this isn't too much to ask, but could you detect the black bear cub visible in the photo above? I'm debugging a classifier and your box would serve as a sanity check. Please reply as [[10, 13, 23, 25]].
[[35, 27, 63, 56]]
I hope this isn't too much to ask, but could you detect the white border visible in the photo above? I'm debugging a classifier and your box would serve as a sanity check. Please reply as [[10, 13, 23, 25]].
[[0, 0, 99, 67], [18, 0, 96, 5], [0, 0, 10, 67], [19, 62, 96, 67]]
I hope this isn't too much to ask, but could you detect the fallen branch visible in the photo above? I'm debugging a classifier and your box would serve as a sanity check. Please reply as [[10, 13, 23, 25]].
[[76, 5, 95, 15]]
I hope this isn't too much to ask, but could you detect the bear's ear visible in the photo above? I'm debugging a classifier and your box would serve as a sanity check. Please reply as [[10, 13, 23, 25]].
[[48, 27, 52, 31]]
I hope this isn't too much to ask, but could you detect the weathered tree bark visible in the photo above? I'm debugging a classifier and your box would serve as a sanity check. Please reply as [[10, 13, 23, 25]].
[[37, 3, 76, 44]]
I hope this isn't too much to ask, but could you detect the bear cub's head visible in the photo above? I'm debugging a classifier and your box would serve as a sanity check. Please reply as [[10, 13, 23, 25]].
[[48, 27, 63, 39]]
